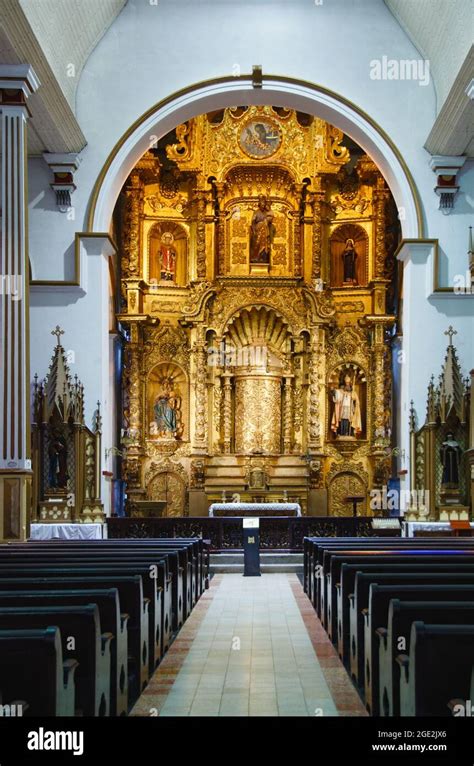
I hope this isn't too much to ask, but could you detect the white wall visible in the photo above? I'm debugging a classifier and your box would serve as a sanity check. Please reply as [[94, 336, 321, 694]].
[[385, 0, 473, 111], [27, 0, 474, 507]]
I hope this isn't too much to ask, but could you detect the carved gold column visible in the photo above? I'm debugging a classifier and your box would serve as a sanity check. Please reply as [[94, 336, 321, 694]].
[[195, 189, 209, 281], [308, 326, 325, 451], [123, 169, 142, 278], [283, 375, 294, 454], [222, 372, 233, 454], [123, 321, 145, 503], [372, 322, 386, 445], [192, 329, 208, 453], [213, 181, 226, 275], [0, 66, 39, 541], [311, 176, 325, 281], [373, 178, 390, 278], [293, 183, 304, 278]]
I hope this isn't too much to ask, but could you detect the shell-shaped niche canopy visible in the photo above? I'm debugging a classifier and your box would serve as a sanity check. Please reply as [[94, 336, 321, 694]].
[[223, 305, 292, 372]]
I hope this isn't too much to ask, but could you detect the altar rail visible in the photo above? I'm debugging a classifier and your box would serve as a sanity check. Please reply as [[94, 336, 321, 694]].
[[107, 516, 394, 551]]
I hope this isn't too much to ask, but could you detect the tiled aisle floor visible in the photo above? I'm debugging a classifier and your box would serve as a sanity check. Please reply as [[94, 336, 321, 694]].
[[131, 573, 366, 717]]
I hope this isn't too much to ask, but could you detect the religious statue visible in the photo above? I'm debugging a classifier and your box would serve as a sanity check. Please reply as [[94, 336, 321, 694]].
[[440, 432, 462, 487], [158, 232, 177, 282], [152, 377, 183, 438], [331, 373, 362, 437], [342, 238, 357, 284], [249, 195, 275, 264], [48, 428, 69, 489]]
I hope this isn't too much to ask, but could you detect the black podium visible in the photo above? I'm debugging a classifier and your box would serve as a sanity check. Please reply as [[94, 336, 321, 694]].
[[243, 518, 261, 576]]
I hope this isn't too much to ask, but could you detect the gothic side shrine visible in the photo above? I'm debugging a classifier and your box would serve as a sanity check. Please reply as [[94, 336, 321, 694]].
[[407, 327, 472, 522], [117, 105, 399, 518], [31, 327, 104, 524]]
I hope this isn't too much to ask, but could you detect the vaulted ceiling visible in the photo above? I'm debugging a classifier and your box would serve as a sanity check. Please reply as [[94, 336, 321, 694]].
[[0, 0, 126, 153]]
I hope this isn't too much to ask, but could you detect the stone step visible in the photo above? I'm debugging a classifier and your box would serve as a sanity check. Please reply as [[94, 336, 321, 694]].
[[210, 552, 303, 574], [211, 553, 303, 564], [211, 563, 303, 574]]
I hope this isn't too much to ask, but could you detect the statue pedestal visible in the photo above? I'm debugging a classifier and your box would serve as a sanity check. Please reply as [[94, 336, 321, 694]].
[[440, 487, 462, 506], [249, 263, 269, 276], [38, 492, 71, 523]]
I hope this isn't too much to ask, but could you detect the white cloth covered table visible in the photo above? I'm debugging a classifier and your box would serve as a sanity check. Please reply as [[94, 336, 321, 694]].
[[208, 502, 301, 517], [402, 521, 474, 537], [29, 523, 105, 540]]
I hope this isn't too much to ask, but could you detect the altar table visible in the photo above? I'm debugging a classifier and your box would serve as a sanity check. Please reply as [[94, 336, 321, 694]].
[[30, 523, 105, 540], [208, 502, 301, 517], [402, 521, 474, 538]]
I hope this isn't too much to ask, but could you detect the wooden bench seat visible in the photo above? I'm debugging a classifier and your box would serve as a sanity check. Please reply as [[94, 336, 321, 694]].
[[324, 548, 474, 632], [0, 568, 149, 703], [378, 595, 474, 716], [337, 563, 474, 665], [350, 568, 474, 691], [397, 623, 474, 716], [0, 605, 111, 716], [0, 627, 76, 716], [0, 588, 128, 717]]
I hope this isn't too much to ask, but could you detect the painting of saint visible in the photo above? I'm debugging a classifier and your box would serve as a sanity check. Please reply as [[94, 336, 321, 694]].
[[249, 195, 275, 264], [331, 374, 362, 437], [153, 377, 183, 439], [342, 238, 357, 283], [239, 118, 282, 158], [158, 232, 177, 282]]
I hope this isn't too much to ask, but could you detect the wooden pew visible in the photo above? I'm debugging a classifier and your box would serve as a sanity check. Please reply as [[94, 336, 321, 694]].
[[337, 563, 474, 665], [0, 569, 149, 702], [304, 537, 472, 609], [327, 550, 474, 641], [2, 547, 176, 652], [378, 595, 474, 716], [0, 605, 111, 716], [397, 623, 474, 716], [350, 568, 474, 691], [0, 627, 76, 716], [322, 545, 474, 631], [0, 555, 161, 677], [0, 588, 128, 717]]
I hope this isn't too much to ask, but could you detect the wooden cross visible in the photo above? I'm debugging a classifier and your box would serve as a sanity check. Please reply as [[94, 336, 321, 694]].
[[444, 325, 457, 346], [51, 325, 64, 346]]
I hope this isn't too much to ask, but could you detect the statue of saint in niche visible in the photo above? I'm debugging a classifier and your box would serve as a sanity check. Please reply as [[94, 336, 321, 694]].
[[331, 373, 362, 437], [48, 428, 69, 489], [158, 232, 177, 282], [152, 377, 183, 439], [249, 195, 275, 264], [342, 238, 357, 284], [440, 432, 462, 487]]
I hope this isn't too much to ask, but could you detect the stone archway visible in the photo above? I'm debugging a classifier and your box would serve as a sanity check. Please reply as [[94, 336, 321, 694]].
[[86, 75, 423, 241]]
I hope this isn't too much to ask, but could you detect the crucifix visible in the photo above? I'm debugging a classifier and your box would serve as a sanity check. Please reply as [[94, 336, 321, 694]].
[[51, 325, 65, 347], [444, 325, 457, 347]]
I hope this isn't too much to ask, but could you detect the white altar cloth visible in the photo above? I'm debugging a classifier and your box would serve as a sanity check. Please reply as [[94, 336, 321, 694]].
[[209, 502, 301, 517], [402, 521, 474, 538], [30, 523, 105, 540]]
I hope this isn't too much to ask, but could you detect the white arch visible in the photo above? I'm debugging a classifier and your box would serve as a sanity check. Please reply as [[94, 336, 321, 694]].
[[88, 76, 423, 238]]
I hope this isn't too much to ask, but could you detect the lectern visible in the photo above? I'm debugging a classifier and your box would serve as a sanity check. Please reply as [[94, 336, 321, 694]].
[[243, 517, 261, 577]]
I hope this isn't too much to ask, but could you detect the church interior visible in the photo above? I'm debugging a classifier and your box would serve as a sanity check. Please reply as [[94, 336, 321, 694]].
[[0, 0, 473, 748]]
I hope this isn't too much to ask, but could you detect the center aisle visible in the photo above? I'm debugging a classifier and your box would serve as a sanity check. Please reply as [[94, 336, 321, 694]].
[[131, 573, 366, 717]]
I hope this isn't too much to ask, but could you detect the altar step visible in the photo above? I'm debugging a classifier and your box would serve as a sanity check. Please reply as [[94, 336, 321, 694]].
[[210, 552, 303, 574]]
